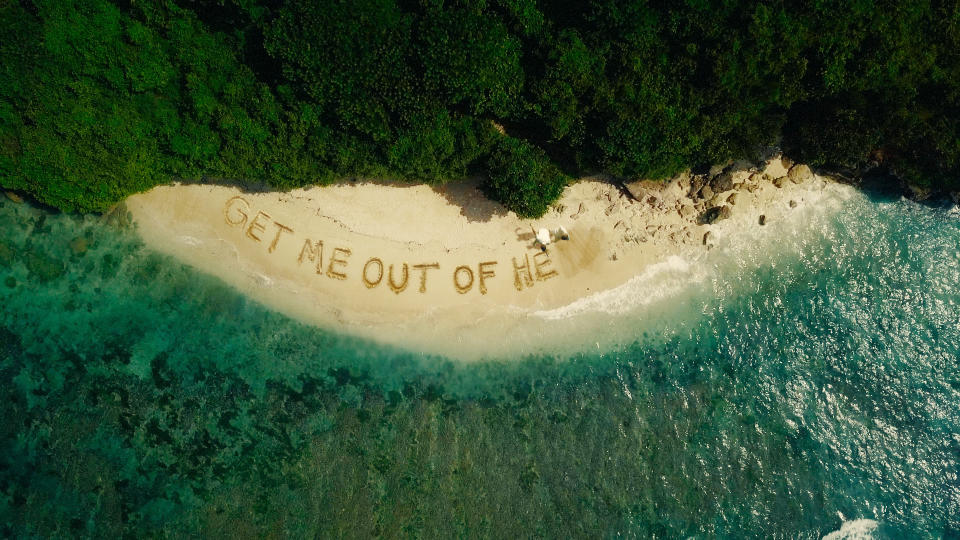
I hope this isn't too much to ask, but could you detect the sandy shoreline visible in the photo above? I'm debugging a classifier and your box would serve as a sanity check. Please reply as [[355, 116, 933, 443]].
[[125, 157, 852, 359]]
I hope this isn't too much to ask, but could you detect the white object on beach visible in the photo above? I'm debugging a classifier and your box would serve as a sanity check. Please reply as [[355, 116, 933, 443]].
[[536, 228, 551, 246], [557, 225, 569, 240]]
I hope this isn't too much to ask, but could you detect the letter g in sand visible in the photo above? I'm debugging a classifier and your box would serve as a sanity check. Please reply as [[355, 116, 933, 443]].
[[224, 196, 250, 227]]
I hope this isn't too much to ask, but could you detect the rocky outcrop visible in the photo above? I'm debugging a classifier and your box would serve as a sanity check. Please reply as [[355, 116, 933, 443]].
[[787, 164, 812, 184], [905, 182, 933, 202], [710, 171, 735, 193], [624, 172, 689, 207], [699, 204, 732, 225], [727, 159, 756, 174]]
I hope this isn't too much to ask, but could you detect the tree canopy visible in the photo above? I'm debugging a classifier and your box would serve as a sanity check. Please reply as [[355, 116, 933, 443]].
[[2, 0, 959, 215]]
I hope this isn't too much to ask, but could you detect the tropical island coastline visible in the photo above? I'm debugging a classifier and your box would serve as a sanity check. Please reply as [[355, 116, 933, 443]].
[[125, 155, 856, 358], [4, 2, 960, 536]]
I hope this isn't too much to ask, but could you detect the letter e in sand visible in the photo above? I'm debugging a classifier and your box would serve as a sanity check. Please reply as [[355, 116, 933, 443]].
[[246, 211, 271, 243], [326, 247, 351, 280], [533, 252, 558, 281]]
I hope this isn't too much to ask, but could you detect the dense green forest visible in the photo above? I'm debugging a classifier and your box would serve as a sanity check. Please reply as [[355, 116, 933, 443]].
[[1, 0, 959, 216]]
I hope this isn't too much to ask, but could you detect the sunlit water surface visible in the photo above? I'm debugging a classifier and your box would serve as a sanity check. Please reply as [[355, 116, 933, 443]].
[[0, 190, 957, 537]]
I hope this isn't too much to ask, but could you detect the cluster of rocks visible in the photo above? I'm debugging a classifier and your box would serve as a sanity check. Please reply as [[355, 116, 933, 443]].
[[905, 181, 960, 205], [623, 156, 814, 231]]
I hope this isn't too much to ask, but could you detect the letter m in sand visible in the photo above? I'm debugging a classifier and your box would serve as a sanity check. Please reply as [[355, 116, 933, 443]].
[[298, 239, 323, 274]]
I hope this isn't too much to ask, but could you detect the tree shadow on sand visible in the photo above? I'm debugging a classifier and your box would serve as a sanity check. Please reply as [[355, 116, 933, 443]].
[[430, 177, 508, 223]]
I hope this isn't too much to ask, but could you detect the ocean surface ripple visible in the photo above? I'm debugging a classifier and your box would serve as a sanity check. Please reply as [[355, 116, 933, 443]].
[[0, 192, 957, 537]]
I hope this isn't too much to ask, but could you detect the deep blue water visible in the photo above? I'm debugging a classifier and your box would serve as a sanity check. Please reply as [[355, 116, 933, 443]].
[[0, 190, 957, 537]]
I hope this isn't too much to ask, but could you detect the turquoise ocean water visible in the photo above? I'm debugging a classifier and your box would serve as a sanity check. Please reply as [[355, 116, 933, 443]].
[[0, 188, 958, 537]]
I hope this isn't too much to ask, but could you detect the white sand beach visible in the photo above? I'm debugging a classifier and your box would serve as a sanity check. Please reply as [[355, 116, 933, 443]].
[[125, 157, 854, 359]]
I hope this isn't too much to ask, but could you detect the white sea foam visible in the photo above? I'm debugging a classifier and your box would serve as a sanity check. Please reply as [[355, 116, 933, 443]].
[[177, 235, 203, 246], [822, 519, 879, 540], [251, 273, 274, 287], [531, 255, 707, 320]]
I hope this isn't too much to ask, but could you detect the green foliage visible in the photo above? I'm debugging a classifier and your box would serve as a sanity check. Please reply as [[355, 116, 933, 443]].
[[2, 0, 960, 216], [483, 136, 568, 218]]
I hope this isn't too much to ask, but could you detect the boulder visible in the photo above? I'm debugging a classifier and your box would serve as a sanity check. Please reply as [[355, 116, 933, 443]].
[[4, 191, 23, 203], [758, 215, 766, 226], [624, 179, 659, 202], [699, 205, 732, 225], [764, 158, 789, 179], [710, 171, 735, 193], [625, 172, 688, 206], [702, 231, 712, 245], [787, 164, 812, 184], [789, 200, 798, 208], [688, 175, 707, 198], [678, 204, 695, 218], [773, 176, 788, 188], [708, 162, 729, 177], [727, 193, 738, 205], [780, 156, 794, 170], [906, 182, 932, 202], [728, 159, 755, 173], [700, 184, 714, 201]]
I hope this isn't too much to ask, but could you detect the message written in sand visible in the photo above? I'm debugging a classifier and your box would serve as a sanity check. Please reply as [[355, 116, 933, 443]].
[[223, 196, 558, 295]]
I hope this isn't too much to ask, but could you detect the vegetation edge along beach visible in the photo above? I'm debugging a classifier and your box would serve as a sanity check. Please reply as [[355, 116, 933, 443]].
[[3, 0, 960, 216]]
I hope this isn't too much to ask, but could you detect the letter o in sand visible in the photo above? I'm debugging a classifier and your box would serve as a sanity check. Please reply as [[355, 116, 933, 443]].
[[362, 258, 383, 289], [453, 265, 474, 294]]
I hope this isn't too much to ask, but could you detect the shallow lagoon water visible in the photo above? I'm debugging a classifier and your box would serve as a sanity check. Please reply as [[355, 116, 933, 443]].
[[0, 190, 958, 537]]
